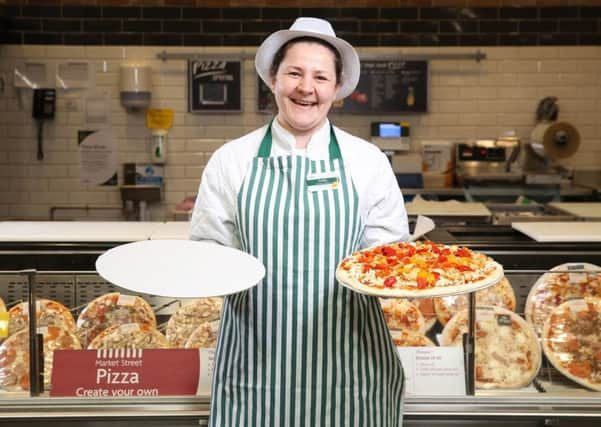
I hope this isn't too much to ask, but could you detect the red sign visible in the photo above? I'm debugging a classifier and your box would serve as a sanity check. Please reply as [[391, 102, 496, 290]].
[[50, 349, 201, 397]]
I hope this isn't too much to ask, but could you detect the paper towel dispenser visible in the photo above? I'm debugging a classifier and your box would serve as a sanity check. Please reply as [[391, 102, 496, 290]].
[[120, 63, 152, 110]]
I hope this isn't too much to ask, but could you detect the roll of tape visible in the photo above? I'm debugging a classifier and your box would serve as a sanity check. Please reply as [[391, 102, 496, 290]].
[[530, 121, 580, 160]]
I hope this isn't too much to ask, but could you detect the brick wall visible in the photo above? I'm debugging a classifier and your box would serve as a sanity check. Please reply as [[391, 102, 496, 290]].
[[2, 4, 601, 46]]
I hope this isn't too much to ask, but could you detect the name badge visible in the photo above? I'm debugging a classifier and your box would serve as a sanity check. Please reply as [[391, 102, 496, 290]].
[[306, 171, 340, 192]]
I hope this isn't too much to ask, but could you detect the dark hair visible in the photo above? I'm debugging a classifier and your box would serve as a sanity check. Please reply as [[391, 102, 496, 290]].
[[269, 36, 342, 84]]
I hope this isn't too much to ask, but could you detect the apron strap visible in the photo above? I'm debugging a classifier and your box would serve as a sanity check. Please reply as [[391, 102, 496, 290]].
[[257, 120, 342, 161]]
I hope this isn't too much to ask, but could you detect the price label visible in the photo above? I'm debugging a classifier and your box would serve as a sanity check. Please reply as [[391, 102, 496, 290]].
[[496, 314, 512, 327], [397, 347, 465, 396]]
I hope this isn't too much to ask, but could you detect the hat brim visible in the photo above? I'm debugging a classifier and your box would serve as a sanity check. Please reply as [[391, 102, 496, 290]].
[[255, 29, 360, 101]]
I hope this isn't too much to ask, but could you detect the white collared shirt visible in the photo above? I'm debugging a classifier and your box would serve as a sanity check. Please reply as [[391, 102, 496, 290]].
[[190, 119, 409, 249]]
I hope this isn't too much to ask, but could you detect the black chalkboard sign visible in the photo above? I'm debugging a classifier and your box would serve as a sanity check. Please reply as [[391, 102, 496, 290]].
[[258, 59, 428, 114], [188, 59, 242, 113], [337, 60, 428, 113]]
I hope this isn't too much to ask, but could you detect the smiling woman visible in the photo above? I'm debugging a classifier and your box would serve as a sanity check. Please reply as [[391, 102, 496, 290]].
[[190, 17, 409, 427]]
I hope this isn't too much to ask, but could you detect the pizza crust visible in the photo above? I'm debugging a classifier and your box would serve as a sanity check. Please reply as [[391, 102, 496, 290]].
[[440, 306, 541, 389], [542, 297, 601, 391], [185, 320, 221, 349]]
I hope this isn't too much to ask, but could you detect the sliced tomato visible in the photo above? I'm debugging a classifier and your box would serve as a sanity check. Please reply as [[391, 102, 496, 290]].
[[454, 247, 471, 258], [455, 265, 473, 272], [384, 276, 397, 288], [381, 246, 397, 257]]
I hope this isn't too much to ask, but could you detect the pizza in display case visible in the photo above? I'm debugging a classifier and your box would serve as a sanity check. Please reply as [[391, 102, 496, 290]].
[[0, 325, 81, 391], [379, 298, 425, 333], [434, 277, 517, 326], [542, 297, 601, 391], [525, 263, 601, 336], [7, 299, 76, 337], [440, 306, 541, 389], [88, 323, 169, 350], [166, 298, 223, 348], [390, 329, 436, 347], [184, 320, 220, 349], [76, 292, 156, 348]]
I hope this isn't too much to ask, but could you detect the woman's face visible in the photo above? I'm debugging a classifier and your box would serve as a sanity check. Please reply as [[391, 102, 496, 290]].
[[271, 41, 340, 136]]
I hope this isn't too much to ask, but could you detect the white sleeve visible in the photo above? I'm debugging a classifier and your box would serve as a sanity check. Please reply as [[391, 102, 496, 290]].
[[360, 151, 410, 248], [189, 147, 240, 249]]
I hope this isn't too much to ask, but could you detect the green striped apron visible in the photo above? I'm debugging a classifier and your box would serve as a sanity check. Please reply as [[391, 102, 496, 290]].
[[210, 123, 404, 427]]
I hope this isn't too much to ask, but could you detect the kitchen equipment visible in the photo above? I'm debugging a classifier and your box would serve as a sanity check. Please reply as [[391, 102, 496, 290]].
[[487, 203, 576, 225], [32, 88, 56, 160], [520, 121, 580, 185], [455, 138, 522, 185], [95, 239, 265, 298]]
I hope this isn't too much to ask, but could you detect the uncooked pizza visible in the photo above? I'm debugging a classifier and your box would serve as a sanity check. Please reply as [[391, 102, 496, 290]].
[[76, 292, 156, 347], [525, 263, 601, 336], [88, 322, 169, 350], [408, 298, 437, 332], [434, 277, 517, 326], [390, 329, 436, 347], [440, 306, 541, 389], [336, 240, 503, 298], [185, 320, 220, 349], [8, 299, 76, 337], [542, 297, 601, 391], [166, 298, 223, 347], [379, 298, 425, 334], [0, 325, 81, 391]]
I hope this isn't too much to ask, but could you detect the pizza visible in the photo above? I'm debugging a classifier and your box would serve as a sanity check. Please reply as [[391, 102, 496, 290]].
[[76, 292, 156, 348], [0, 325, 81, 391], [166, 298, 223, 348], [440, 306, 541, 389], [379, 298, 425, 334], [185, 320, 220, 349], [525, 263, 601, 336], [336, 240, 503, 298], [542, 297, 601, 391], [8, 299, 76, 337], [434, 277, 517, 326], [88, 322, 169, 350], [390, 329, 436, 347], [408, 298, 437, 332]]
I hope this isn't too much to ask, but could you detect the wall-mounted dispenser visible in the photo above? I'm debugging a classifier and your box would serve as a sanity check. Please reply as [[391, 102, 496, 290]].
[[120, 63, 152, 111]]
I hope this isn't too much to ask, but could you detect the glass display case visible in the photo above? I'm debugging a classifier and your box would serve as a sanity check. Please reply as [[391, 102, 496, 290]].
[[1, 223, 601, 427]]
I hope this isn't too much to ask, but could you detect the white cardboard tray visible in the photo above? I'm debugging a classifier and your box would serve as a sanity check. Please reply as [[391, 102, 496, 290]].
[[512, 221, 601, 242], [95, 239, 265, 298]]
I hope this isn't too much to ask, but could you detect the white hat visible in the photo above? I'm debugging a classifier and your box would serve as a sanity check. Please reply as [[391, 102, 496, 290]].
[[255, 17, 360, 101]]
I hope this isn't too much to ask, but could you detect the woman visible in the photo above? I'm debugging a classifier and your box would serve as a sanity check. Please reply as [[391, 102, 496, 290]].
[[191, 17, 409, 427]]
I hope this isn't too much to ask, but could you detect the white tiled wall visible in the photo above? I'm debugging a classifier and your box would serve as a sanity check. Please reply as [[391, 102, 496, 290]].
[[0, 45, 600, 220]]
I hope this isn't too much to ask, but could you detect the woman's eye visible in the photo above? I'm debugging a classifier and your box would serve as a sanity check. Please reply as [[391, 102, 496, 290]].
[[288, 71, 301, 77]]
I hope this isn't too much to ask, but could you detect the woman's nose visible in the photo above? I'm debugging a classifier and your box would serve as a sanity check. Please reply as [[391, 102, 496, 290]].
[[296, 77, 313, 93]]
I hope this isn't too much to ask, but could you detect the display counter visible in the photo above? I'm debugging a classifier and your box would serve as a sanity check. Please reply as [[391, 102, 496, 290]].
[[1, 221, 601, 426]]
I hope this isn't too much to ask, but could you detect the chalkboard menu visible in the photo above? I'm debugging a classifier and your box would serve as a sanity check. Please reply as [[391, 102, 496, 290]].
[[188, 59, 242, 113], [257, 59, 428, 114], [339, 60, 428, 113]]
